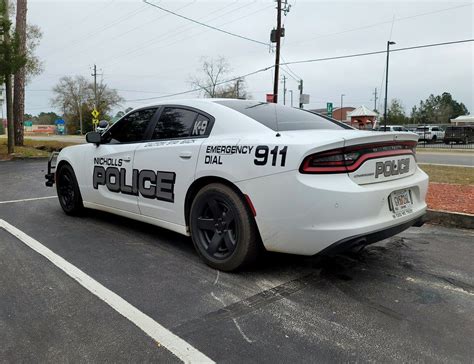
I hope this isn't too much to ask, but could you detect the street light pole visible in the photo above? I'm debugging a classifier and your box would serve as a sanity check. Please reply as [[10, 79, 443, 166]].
[[340, 94, 345, 121], [384, 40, 396, 131]]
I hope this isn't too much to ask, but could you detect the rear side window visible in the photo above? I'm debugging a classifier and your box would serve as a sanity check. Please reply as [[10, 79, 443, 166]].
[[152, 107, 198, 140], [215, 100, 346, 131], [107, 108, 157, 143], [191, 114, 211, 137]]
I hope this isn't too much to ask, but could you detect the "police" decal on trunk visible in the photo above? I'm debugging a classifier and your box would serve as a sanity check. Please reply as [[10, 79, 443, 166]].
[[375, 158, 410, 178], [93, 166, 176, 202]]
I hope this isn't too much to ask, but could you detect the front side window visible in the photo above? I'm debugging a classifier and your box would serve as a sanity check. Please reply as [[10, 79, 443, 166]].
[[107, 108, 157, 143], [152, 107, 198, 140]]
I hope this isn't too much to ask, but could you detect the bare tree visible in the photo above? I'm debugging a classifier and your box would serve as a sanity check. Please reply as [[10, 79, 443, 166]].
[[189, 56, 247, 99], [51, 76, 123, 134], [51, 76, 90, 134]]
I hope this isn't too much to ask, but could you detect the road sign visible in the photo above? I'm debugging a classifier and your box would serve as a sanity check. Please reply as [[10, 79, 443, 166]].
[[299, 94, 310, 104], [326, 102, 333, 118], [266, 94, 274, 103], [92, 109, 99, 118], [24, 121, 33, 127], [92, 118, 99, 126], [55, 118, 65, 125]]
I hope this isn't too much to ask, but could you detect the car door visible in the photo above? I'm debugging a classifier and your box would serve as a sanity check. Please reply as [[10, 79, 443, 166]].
[[82, 107, 159, 214], [134, 106, 214, 226]]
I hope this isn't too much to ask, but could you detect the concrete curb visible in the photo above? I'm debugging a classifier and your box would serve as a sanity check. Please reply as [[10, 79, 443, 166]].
[[426, 209, 474, 230]]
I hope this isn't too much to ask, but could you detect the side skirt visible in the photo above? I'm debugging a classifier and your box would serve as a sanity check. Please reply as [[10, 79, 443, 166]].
[[82, 201, 190, 236]]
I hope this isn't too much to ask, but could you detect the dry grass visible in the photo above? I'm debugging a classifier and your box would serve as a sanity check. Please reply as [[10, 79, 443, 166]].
[[0, 139, 76, 160], [419, 164, 474, 185]]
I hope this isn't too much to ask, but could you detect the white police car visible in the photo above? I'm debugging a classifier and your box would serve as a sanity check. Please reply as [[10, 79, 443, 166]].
[[46, 99, 428, 271]]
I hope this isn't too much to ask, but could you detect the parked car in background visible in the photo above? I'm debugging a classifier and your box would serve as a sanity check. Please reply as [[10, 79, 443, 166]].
[[416, 125, 445, 143], [444, 126, 474, 144], [95, 120, 110, 134], [377, 125, 411, 132]]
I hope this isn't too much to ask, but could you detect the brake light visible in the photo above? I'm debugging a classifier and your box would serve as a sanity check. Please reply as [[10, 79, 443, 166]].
[[300, 141, 416, 174]]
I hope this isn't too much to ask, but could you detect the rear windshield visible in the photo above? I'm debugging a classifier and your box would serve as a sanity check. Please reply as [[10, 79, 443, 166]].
[[416, 127, 429, 131], [215, 100, 348, 131]]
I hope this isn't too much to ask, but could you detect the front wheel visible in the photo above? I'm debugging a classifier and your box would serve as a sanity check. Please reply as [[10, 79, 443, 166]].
[[189, 183, 260, 271], [56, 163, 84, 215]]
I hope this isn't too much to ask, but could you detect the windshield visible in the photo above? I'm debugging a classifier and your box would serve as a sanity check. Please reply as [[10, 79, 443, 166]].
[[416, 127, 429, 131], [215, 100, 349, 131]]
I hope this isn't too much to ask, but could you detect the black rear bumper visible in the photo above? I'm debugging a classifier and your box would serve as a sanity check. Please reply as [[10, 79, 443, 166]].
[[318, 214, 425, 256]]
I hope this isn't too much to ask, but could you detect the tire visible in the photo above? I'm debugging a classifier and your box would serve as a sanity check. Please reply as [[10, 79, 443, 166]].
[[189, 183, 260, 271], [431, 135, 437, 143], [56, 163, 84, 215]]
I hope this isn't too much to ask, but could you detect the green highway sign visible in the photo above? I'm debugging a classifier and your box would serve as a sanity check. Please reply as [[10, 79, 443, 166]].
[[24, 121, 33, 127], [326, 102, 333, 118]]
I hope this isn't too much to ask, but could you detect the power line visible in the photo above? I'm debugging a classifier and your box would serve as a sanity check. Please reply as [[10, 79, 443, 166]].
[[102, 2, 273, 69], [63, 1, 198, 66], [143, 0, 268, 47], [280, 39, 474, 66], [98, 1, 254, 68], [123, 38, 473, 103], [287, 3, 472, 47], [125, 66, 274, 102], [280, 55, 301, 81], [44, 4, 149, 56]]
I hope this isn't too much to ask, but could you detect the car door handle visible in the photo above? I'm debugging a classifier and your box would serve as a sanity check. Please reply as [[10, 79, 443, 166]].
[[179, 152, 192, 160], [123, 156, 132, 162]]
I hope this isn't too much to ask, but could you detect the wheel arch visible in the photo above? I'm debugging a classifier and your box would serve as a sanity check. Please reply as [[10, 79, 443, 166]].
[[184, 176, 256, 229]]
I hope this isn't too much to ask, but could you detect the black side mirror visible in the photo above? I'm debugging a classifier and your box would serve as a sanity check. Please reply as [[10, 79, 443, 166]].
[[86, 131, 102, 144]]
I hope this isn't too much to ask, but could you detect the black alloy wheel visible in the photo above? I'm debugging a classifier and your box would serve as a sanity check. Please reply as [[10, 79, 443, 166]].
[[195, 197, 238, 259], [190, 183, 260, 271], [56, 164, 83, 215]]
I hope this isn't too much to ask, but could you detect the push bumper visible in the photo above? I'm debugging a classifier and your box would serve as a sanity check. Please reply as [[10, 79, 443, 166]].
[[45, 152, 59, 187]]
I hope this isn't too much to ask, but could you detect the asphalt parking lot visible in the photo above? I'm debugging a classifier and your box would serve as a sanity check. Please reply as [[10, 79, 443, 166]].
[[1, 159, 474, 363]]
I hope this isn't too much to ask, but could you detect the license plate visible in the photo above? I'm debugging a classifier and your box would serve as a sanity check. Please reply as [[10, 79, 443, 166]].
[[389, 189, 413, 218]]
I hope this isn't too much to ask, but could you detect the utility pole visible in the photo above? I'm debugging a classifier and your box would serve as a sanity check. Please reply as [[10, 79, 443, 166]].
[[289, 90, 293, 107], [92, 64, 98, 109], [272, 0, 282, 104], [298, 79, 303, 108], [384, 41, 396, 131], [281, 75, 287, 105], [373, 88, 378, 112], [235, 78, 242, 99], [340, 94, 345, 121]]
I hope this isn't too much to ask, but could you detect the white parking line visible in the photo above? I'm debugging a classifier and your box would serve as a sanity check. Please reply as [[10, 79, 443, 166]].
[[0, 196, 57, 204], [0, 219, 214, 364]]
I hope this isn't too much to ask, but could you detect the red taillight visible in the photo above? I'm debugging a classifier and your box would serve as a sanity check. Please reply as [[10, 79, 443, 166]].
[[300, 141, 416, 174]]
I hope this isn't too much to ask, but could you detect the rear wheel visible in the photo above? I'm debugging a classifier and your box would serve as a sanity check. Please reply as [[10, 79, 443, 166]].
[[56, 163, 84, 215], [190, 183, 260, 271]]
